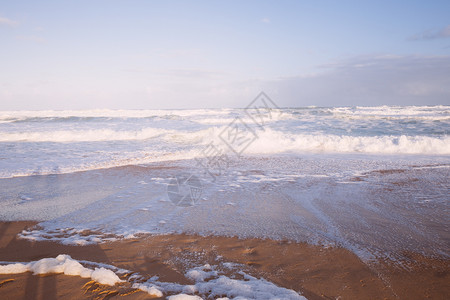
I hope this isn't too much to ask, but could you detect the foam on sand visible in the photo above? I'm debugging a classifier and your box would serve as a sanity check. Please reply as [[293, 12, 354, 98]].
[[167, 294, 203, 300], [133, 263, 306, 299], [0, 255, 306, 299], [186, 264, 305, 300], [0, 254, 123, 286], [131, 283, 164, 297]]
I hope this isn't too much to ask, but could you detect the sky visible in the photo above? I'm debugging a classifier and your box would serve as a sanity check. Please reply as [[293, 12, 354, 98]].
[[0, 0, 449, 109]]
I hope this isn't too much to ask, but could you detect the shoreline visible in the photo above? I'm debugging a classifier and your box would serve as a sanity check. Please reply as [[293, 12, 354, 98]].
[[0, 221, 448, 299]]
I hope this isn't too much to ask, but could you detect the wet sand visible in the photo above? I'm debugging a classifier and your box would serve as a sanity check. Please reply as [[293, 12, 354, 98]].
[[0, 221, 448, 299]]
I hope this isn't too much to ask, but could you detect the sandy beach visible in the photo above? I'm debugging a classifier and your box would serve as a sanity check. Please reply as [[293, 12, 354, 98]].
[[0, 221, 448, 299]]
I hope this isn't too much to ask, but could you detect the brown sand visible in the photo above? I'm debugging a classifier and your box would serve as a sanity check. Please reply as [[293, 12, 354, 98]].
[[0, 221, 448, 299]]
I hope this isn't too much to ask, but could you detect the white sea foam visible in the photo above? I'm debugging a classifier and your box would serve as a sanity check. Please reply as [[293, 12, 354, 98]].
[[192, 273, 304, 299], [140, 263, 305, 299], [0, 254, 123, 286], [167, 294, 203, 300], [132, 283, 164, 297], [0, 256, 305, 299]]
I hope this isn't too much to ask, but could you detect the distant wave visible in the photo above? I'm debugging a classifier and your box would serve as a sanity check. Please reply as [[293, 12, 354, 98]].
[[0, 109, 233, 122], [1, 105, 449, 122], [0, 128, 172, 142], [326, 105, 450, 121]]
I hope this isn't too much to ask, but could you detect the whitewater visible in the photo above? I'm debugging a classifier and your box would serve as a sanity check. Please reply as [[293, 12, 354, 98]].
[[0, 105, 449, 178]]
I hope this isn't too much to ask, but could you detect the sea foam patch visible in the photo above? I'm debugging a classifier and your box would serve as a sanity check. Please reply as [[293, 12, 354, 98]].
[[0, 254, 124, 286], [0, 256, 306, 299]]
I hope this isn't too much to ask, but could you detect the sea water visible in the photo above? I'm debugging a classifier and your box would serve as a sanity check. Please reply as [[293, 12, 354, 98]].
[[0, 106, 449, 261]]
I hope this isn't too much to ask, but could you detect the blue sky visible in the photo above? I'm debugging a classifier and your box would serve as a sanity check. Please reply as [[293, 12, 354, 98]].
[[1, 0, 449, 109]]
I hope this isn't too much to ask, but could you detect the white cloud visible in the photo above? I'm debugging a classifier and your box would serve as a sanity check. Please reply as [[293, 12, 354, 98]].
[[0, 16, 18, 26], [409, 25, 450, 40], [261, 18, 270, 24]]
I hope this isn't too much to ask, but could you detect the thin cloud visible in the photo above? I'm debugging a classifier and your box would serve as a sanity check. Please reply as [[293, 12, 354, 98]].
[[16, 35, 46, 43], [162, 69, 229, 79], [261, 18, 270, 24], [409, 25, 450, 40], [0, 16, 19, 26], [267, 55, 450, 106]]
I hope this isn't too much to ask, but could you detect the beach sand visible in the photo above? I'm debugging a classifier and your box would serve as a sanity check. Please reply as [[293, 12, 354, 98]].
[[0, 221, 448, 299]]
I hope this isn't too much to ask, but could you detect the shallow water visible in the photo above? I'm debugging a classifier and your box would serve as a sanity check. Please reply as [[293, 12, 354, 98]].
[[1, 154, 448, 263]]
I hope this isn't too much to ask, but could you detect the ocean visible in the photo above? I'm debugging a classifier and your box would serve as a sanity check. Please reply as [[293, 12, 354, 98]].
[[0, 105, 449, 262]]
